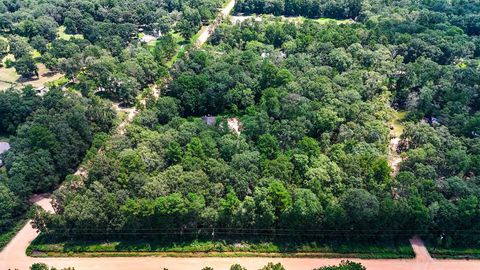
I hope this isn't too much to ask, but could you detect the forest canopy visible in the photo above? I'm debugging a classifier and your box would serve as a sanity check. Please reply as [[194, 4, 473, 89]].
[[28, 0, 480, 249], [0, 0, 479, 251]]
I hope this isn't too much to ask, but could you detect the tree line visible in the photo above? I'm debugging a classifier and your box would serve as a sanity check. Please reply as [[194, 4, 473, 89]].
[[234, 0, 361, 19]]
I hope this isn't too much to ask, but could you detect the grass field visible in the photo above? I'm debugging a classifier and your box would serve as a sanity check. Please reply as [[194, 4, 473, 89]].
[[0, 63, 65, 91], [57, 26, 84, 40], [428, 246, 480, 259], [392, 111, 407, 137], [28, 238, 414, 258]]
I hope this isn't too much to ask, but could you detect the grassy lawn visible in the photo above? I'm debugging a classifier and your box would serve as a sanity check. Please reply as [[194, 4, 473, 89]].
[[392, 110, 407, 137], [57, 26, 84, 40], [45, 76, 69, 88], [28, 238, 414, 258], [0, 63, 65, 90], [428, 246, 480, 259], [289, 17, 354, 24], [315, 18, 354, 24], [0, 62, 20, 84], [16, 64, 65, 88]]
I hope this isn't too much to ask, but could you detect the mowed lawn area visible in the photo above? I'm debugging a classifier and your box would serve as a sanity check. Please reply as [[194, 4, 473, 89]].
[[57, 26, 84, 41], [28, 237, 414, 259], [0, 26, 76, 91], [0, 60, 64, 91]]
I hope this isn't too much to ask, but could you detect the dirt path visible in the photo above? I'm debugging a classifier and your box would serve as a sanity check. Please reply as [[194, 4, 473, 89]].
[[388, 111, 405, 176], [196, 0, 236, 46], [410, 236, 433, 262], [388, 136, 402, 176]]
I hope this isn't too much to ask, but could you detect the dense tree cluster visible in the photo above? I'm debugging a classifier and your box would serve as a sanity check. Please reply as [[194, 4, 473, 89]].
[[0, 0, 224, 40], [0, 0, 471, 253], [36, 0, 480, 248], [0, 86, 40, 136], [36, 17, 404, 241], [0, 87, 115, 235], [1, 0, 223, 102], [235, 0, 362, 19]]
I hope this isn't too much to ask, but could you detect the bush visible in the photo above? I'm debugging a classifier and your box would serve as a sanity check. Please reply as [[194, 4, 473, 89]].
[[30, 263, 75, 270], [230, 264, 247, 270], [260, 263, 285, 270], [314, 261, 366, 270], [4, 58, 14, 68], [30, 263, 49, 270]]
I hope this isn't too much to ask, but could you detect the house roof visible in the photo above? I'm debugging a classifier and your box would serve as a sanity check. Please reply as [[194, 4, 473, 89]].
[[0, 142, 10, 166], [202, 116, 216, 126], [140, 35, 157, 43], [0, 142, 10, 154]]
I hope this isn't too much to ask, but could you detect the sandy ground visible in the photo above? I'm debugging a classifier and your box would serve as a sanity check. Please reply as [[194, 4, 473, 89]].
[[388, 111, 404, 177], [389, 137, 402, 176], [0, 63, 64, 91]]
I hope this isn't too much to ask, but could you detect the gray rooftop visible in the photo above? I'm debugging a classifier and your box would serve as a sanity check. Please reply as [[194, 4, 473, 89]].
[[202, 116, 216, 126], [0, 142, 10, 166], [0, 142, 10, 154]]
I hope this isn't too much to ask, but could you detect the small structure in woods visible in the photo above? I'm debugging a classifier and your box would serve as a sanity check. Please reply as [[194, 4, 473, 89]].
[[202, 115, 242, 135], [202, 115, 217, 126], [0, 142, 11, 167]]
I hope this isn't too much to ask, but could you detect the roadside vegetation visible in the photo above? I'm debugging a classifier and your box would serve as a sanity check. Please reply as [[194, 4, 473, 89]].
[[30, 261, 365, 270], [28, 237, 413, 258], [0, 206, 34, 250]]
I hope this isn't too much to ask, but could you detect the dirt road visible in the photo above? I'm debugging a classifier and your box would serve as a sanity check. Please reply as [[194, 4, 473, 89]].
[[388, 111, 405, 177], [196, 0, 236, 46]]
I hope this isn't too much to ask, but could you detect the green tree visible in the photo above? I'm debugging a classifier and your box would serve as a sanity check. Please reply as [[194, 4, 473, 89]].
[[257, 134, 279, 159], [260, 262, 285, 270], [341, 188, 379, 228], [314, 260, 366, 270], [230, 264, 247, 270], [156, 97, 180, 124], [0, 183, 19, 228], [30, 263, 49, 270], [15, 55, 38, 78]]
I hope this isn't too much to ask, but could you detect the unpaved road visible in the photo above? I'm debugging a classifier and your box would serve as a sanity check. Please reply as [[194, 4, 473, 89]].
[[388, 111, 404, 177], [196, 0, 236, 46], [2, 197, 480, 270]]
